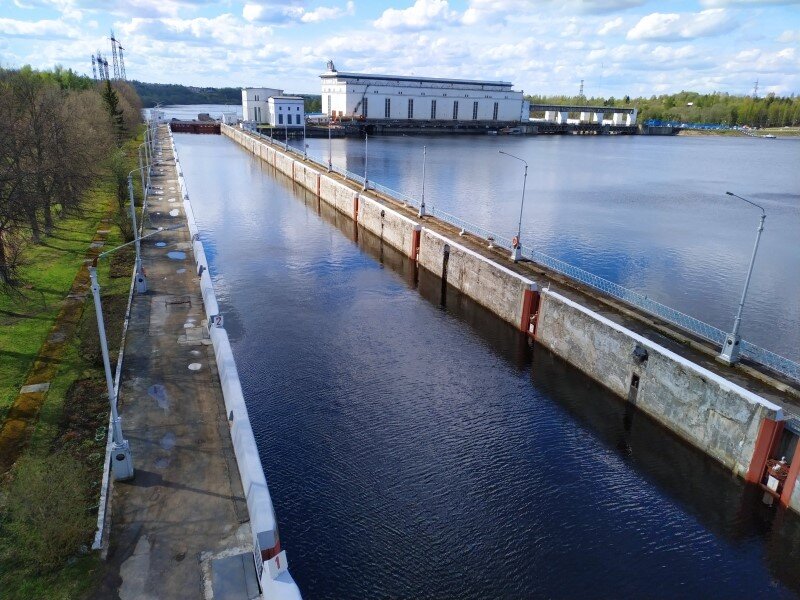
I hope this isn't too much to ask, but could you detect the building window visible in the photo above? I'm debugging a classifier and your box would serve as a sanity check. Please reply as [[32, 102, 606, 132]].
[[255, 95, 259, 101], [493, 102, 499, 120], [431, 99, 436, 119], [385, 97, 391, 118], [408, 98, 414, 119], [472, 101, 478, 120], [278, 114, 283, 125], [296, 114, 301, 125], [362, 97, 368, 118], [452, 100, 459, 120]]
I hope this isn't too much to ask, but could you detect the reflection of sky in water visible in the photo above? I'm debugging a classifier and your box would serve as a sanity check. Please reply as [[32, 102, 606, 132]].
[[299, 134, 800, 360]]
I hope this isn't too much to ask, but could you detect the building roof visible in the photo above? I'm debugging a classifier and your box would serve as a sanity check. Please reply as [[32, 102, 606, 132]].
[[270, 96, 304, 101], [319, 70, 513, 88]]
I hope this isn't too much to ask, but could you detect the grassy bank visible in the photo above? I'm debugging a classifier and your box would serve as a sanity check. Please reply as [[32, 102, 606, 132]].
[[0, 135, 142, 599]]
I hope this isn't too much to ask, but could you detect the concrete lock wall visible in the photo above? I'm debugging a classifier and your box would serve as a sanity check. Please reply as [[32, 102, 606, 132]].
[[170, 131, 301, 599], [358, 196, 418, 259], [417, 229, 535, 328], [535, 289, 783, 476]]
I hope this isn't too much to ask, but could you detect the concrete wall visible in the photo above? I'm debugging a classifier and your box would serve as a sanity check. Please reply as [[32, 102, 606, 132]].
[[417, 228, 535, 328], [535, 289, 783, 477]]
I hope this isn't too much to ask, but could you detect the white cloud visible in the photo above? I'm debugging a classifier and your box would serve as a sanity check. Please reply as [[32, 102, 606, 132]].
[[598, 16, 625, 35], [700, 0, 800, 6], [627, 9, 737, 41], [0, 17, 82, 38], [243, 1, 354, 25], [374, 0, 459, 31], [777, 30, 800, 43]]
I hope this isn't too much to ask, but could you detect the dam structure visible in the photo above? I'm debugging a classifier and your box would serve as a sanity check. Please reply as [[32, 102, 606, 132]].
[[218, 123, 800, 514]]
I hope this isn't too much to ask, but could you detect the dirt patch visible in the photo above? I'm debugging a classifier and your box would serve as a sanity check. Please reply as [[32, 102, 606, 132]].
[[79, 291, 130, 368], [109, 245, 135, 278], [52, 378, 109, 499]]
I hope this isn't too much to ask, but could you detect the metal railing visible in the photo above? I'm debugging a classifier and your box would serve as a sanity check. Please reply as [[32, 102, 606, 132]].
[[242, 129, 800, 384]]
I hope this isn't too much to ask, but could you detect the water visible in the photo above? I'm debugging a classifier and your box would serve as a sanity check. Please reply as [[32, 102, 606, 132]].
[[175, 133, 800, 599], [296, 134, 800, 361]]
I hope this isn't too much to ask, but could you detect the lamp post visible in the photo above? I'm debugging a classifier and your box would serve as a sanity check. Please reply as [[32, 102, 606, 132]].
[[303, 121, 307, 159], [89, 226, 177, 480], [498, 150, 528, 262], [284, 121, 289, 151], [127, 168, 149, 293], [363, 131, 369, 191], [328, 120, 333, 172], [418, 145, 427, 218], [717, 191, 767, 366]]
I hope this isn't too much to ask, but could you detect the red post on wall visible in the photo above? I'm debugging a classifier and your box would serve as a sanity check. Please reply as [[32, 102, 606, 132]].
[[746, 417, 784, 484], [781, 449, 800, 507], [519, 285, 539, 336], [410, 225, 421, 261]]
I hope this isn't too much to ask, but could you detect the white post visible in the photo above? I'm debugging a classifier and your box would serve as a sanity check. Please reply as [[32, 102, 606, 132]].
[[718, 192, 766, 365], [418, 145, 427, 218], [127, 175, 147, 293], [499, 150, 528, 262], [328, 121, 332, 172], [89, 266, 134, 480], [363, 132, 369, 191]]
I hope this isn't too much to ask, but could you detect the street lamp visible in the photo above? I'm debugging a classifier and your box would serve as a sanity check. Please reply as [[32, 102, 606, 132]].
[[328, 120, 333, 172], [363, 131, 369, 191], [89, 226, 178, 480], [498, 150, 528, 262], [418, 145, 427, 218], [127, 167, 150, 293], [717, 191, 767, 366]]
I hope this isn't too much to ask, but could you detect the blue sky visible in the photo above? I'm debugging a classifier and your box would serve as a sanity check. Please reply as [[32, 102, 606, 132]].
[[1, 0, 798, 96]]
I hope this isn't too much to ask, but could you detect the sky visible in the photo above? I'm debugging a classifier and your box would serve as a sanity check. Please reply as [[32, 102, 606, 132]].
[[1, 0, 799, 97]]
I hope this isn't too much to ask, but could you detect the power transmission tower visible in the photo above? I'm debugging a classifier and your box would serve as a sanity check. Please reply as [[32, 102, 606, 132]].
[[91, 55, 97, 81], [578, 79, 584, 98], [752, 79, 759, 99], [118, 43, 126, 80], [110, 30, 120, 80]]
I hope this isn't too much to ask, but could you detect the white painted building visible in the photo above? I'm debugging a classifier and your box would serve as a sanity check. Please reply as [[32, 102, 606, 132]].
[[242, 87, 283, 123], [320, 62, 529, 123], [268, 96, 305, 128]]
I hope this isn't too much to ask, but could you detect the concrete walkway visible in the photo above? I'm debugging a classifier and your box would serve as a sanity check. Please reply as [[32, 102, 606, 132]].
[[96, 126, 253, 600]]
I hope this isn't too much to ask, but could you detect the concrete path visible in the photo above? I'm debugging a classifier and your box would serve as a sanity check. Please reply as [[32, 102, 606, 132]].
[[95, 126, 252, 600]]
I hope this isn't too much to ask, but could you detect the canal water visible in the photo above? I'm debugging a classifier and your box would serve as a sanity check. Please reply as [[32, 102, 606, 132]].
[[174, 133, 800, 599]]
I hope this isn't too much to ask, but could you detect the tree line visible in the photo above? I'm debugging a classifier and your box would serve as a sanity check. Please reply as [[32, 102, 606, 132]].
[[527, 91, 800, 128], [0, 66, 143, 287]]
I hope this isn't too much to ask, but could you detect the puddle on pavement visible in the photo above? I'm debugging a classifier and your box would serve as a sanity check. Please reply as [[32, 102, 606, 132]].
[[176, 268, 187, 274], [167, 251, 186, 260], [169, 209, 180, 217], [154, 456, 171, 469], [188, 363, 202, 371], [147, 384, 169, 409], [160, 432, 176, 451], [156, 242, 167, 247]]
